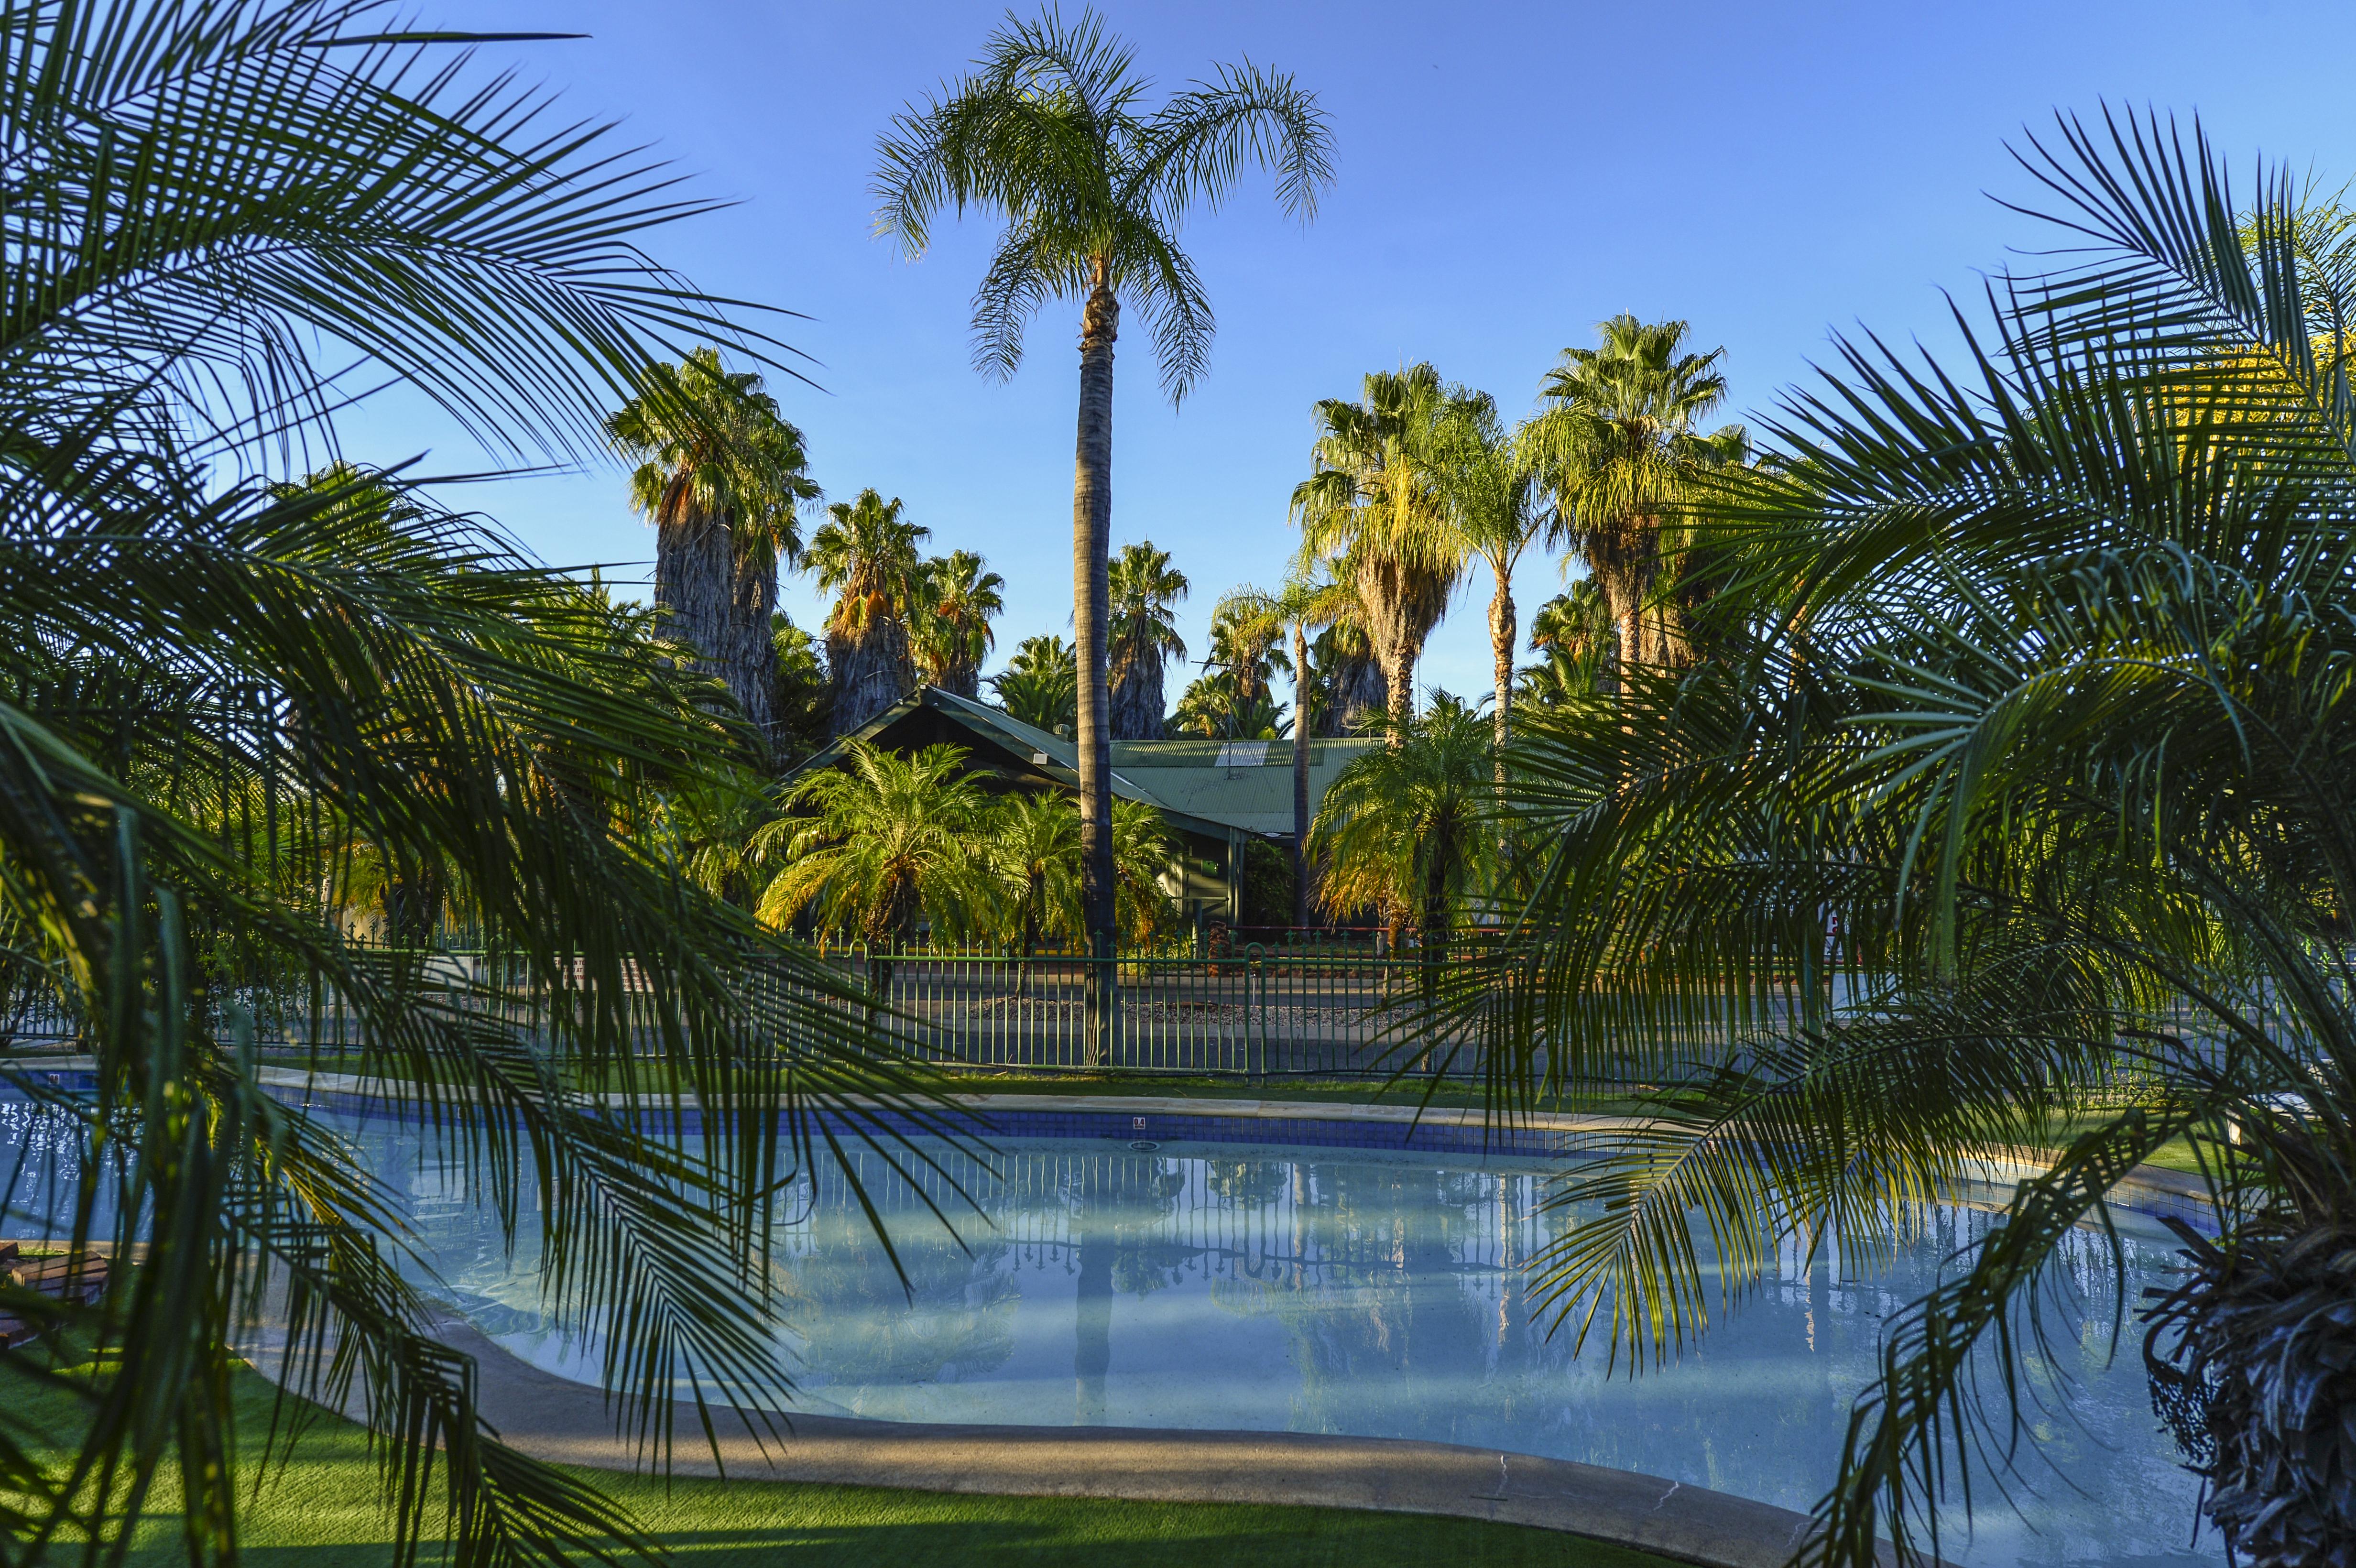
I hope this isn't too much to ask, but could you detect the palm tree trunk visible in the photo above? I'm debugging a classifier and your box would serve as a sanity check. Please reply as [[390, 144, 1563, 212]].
[[1292, 621, 1311, 931], [1074, 268, 1118, 1066], [728, 534, 780, 765], [1385, 647, 1415, 742], [654, 491, 731, 683], [1488, 567, 1515, 764]]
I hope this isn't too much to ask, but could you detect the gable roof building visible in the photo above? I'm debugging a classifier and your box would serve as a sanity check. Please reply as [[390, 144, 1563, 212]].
[[781, 686, 1378, 924]]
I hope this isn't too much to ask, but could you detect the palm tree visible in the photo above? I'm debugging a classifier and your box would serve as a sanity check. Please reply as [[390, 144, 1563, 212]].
[[1526, 316, 1746, 679], [987, 792, 1080, 988], [1427, 390, 1551, 752], [807, 489, 930, 734], [910, 549, 1007, 697], [1480, 119, 2356, 1568], [1309, 693, 1495, 991], [1107, 541, 1190, 739], [1222, 575, 1355, 926], [608, 347, 818, 758], [873, 7, 1334, 1050], [753, 740, 995, 959], [1292, 365, 1468, 742], [1517, 578, 1614, 706], [0, 6, 932, 1558], [1171, 671, 1289, 740], [1306, 619, 1387, 736], [990, 633, 1079, 733]]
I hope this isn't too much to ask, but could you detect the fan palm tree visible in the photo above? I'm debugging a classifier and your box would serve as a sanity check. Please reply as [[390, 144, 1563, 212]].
[[1107, 541, 1190, 739], [990, 634, 1080, 733], [753, 740, 996, 958], [1526, 316, 1746, 681], [873, 6, 1333, 1047], [1427, 390, 1551, 752], [0, 6, 937, 1559], [1292, 365, 1469, 741], [1220, 575, 1355, 926], [807, 489, 930, 734], [1306, 619, 1386, 736], [1170, 670, 1289, 740], [1519, 578, 1614, 706], [608, 348, 818, 760], [910, 549, 1007, 698], [1309, 693, 1495, 993], [1477, 116, 2356, 1568]]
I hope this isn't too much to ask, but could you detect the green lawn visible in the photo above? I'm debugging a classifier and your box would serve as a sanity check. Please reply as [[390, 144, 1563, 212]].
[[16, 1365, 1668, 1568]]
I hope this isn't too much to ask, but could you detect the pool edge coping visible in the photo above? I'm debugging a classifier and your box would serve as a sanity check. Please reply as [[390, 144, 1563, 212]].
[[242, 1310, 1872, 1568]]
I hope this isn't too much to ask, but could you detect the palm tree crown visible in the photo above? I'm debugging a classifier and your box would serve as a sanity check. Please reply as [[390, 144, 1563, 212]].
[[991, 633, 1080, 733], [911, 548, 1008, 698], [807, 489, 931, 733]]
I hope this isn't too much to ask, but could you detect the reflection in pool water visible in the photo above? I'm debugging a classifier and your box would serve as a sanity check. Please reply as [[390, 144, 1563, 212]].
[[342, 1119, 2220, 1568]]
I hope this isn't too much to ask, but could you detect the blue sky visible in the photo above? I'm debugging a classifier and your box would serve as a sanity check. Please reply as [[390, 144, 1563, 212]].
[[340, 0, 2356, 702]]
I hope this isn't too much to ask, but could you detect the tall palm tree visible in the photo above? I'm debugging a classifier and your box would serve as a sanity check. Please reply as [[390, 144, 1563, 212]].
[[807, 489, 930, 734], [1526, 316, 1746, 680], [1309, 693, 1495, 992], [1428, 390, 1551, 752], [1224, 574, 1355, 926], [873, 7, 1333, 1051], [0, 5, 934, 1558], [910, 548, 1007, 697], [990, 633, 1080, 733], [1292, 365, 1468, 742], [1478, 118, 2356, 1568], [1107, 541, 1190, 739], [608, 347, 818, 757]]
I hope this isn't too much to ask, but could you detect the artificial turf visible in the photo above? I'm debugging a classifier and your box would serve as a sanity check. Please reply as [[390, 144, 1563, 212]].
[[17, 1365, 1671, 1568]]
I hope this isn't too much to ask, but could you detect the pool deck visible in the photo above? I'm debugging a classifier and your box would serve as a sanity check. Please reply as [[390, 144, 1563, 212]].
[[247, 1308, 1846, 1568]]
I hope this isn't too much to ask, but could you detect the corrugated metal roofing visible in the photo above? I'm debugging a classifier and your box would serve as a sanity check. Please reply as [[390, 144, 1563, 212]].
[[785, 687, 1379, 840]]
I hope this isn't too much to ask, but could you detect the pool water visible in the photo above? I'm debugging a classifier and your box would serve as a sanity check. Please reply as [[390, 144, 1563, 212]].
[[352, 1117, 2218, 1568]]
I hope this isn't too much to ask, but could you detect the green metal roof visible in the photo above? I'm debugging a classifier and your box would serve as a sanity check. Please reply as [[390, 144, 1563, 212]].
[[782, 687, 1378, 840]]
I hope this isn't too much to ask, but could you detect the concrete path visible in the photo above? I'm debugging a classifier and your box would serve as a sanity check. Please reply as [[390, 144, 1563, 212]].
[[402, 1311, 1833, 1568]]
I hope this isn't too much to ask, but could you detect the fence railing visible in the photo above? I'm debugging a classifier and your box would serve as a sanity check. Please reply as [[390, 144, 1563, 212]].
[[0, 935, 2320, 1088]]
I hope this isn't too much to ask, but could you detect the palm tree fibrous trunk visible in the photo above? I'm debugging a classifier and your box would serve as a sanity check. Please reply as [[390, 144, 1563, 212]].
[[729, 540, 781, 758], [1074, 273, 1119, 1065], [1109, 659, 1166, 739], [656, 499, 733, 687]]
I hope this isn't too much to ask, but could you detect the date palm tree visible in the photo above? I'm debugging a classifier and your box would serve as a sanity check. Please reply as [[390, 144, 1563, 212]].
[[1292, 365, 1468, 741], [1107, 541, 1190, 739], [1309, 693, 1494, 994], [1306, 619, 1386, 736], [1476, 116, 2356, 1568], [873, 6, 1333, 1052], [1526, 316, 1746, 680], [752, 740, 996, 1012], [911, 548, 1007, 698], [807, 488, 930, 734], [608, 348, 818, 760], [0, 4, 935, 1560]]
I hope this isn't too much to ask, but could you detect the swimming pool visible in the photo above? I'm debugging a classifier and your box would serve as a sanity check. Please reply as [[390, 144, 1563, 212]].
[[328, 1106, 2217, 1568]]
